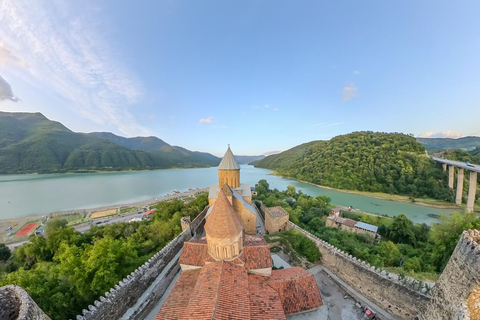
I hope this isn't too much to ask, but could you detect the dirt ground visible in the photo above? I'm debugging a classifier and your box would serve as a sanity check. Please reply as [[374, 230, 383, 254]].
[[91, 208, 117, 218]]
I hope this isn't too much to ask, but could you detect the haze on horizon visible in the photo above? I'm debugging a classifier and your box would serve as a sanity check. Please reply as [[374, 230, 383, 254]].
[[1, 0, 479, 156]]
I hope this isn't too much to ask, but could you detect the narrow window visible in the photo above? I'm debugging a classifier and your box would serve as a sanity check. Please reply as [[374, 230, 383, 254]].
[[216, 246, 220, 258], [224, 247, 228, 259]]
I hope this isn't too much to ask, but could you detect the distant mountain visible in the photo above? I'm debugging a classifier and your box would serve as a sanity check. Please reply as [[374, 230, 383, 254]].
[[0, 112, 220, 174], [89, 132, 170, 152], [89, 132, 220, 167], [417, 136, 480, 152], [235, 155, 265, 164], [255, 132, 453, 200]]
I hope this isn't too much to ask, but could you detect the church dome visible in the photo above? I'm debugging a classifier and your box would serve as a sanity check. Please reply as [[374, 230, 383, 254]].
[[218, 146, 240, 170], [205, 191, 243, 239]]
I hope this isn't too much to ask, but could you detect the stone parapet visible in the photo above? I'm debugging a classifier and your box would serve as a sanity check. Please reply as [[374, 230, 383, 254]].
[[286, 222, 432, 319], [0, 285, 51, 320], [421, 230, 480, 320]]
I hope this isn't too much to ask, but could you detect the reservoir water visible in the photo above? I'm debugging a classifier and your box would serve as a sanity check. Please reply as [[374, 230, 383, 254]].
[[0, 165, 454, 224]]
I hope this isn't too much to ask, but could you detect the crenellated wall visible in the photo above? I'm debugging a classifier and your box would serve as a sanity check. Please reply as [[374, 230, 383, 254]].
[[0, 285, 51, 320], [421, 230, 480, 320], [287, 222, 432, 319], [72, 206, 209, 320]]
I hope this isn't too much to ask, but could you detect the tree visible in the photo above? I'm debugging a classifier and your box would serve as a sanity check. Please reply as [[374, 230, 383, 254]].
[[0, 243, 11, 261], [45, 218, 68, 237], [387, 214, 416, 245]]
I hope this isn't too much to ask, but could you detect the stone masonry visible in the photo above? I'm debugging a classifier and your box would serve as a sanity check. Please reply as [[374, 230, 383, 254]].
[[287, 222, 431, 319], [0, 285, 51, 320], [421, 230, 480, 320]]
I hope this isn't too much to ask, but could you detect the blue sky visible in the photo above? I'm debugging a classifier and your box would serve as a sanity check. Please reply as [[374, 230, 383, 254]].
[[1, 1, 479, 156]]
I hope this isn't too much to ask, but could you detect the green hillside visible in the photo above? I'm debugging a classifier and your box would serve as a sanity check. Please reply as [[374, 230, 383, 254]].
[[417, 136, 480, 152], [255, 131, 454, 200], [88, 132, 220, 167], [0, 112, 218, 174]]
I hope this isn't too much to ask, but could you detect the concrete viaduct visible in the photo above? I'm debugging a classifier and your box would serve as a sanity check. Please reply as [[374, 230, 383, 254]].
[[432, 157, 479, 212]]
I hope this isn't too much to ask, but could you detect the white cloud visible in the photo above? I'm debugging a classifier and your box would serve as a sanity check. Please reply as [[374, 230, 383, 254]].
[[0, 75, 19, 102], [264, 104, 279, 111], [0, 1, 146, 136], [343, 84, 358, 102], [353, 70, 360, 75], [418, 130, 462, 138], [199, 116, 214, 124]]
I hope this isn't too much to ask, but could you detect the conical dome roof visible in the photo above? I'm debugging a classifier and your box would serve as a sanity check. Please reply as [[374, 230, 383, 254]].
[[205, 190, 243, 238], [218, 146, 240, 170]]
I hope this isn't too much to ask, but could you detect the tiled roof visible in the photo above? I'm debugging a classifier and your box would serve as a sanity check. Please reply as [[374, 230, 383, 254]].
[[179, 236, 272, 270], [268, 206, 289, 217], [205, 191, 243, 239], [342, 218, 358, 228], [179, 242, 209, 267], [155, 269, 200, 320], [218, 146, 241, 170], [242, 245, 273, 270], [248, 274, 287, 320], [269, 267, 323, 314]]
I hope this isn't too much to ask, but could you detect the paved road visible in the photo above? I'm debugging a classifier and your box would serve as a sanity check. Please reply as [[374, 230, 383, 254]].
[[6, 188, 208, 251]]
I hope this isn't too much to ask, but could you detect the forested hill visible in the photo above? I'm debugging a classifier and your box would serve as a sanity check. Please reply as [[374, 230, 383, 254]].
[[0, 112, 219, 174], [255, 132, 453, 200], [417, 136, 480, 152]]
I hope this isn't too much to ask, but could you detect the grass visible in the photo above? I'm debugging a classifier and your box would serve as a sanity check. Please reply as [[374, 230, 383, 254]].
[[384, 267, 439, 282], [90, 209, 118, 219]]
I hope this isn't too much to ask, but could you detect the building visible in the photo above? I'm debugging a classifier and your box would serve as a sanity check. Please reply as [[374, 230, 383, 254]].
[[208, 146, 260, 235], [265, 206, 290, 234], [155, 146, 323, 319], [326, 215, 378, 237]]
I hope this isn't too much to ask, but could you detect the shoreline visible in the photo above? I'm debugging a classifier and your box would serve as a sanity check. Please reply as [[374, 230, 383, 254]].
[[0, 188, 209, 243], [268, 172, 459, 210]]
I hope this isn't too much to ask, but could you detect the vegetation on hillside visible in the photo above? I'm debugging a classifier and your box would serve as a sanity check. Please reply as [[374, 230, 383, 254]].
[[265, 230, 321, 263], [254, 180, 480, 280], [0, 112, 219, 174], [255, 132, 454, 201], [0, 193, 208, 319], [417, 136, 480, 152]]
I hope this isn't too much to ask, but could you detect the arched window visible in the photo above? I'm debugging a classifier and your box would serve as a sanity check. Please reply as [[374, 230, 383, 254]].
[[216, 246, 220, 258], [224, 247, 228, 259]]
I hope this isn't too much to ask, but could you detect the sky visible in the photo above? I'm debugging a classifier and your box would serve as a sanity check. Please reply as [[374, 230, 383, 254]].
[[1, 1, 480, 156]]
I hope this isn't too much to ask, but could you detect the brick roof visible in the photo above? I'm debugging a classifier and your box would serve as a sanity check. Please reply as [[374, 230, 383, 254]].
[[179, 237, 272, 270], [205, 191, 243, 239], [155, 269, 200, 320], [248, 274, 287, 320], [342, 218, 358, 228], [179, 242, 209, 267], [269, 267, 323, 314], [242, 245, 273, 270], [268, 206, 289, 217], [157, 263, 322, 319]]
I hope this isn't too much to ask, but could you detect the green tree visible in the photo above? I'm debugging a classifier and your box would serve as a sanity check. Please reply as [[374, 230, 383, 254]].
[[0, 243, 11, 261]]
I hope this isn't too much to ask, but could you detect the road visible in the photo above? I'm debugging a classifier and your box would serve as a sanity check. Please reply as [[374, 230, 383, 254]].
[[6, 188, 209, 251]]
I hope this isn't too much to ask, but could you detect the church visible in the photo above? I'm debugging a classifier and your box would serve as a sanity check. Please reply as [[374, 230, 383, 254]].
[[155, 146, 323, 319]]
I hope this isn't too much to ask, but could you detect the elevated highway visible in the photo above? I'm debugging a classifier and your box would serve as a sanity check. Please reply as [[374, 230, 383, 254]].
[[432, 157, 479, 212]]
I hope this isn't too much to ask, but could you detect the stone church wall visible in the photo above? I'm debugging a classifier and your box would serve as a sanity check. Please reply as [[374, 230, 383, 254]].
[[73, 207, 208, 320], [287, 222, 431, 319]]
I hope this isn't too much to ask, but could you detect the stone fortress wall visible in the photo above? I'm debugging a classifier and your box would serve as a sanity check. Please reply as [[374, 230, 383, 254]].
[[287, 222, 432, 319], [421, 230, 480, 320], [0, 285, 51, 320], [72, 206, 209, 320]]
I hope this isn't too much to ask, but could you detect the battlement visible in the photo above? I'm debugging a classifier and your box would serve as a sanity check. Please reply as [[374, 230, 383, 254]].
[[0, 285, 51, 320], [287, 222, 431, 319]]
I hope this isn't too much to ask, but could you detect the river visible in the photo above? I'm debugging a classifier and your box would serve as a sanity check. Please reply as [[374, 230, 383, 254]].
[[0, 165, 454, 224]]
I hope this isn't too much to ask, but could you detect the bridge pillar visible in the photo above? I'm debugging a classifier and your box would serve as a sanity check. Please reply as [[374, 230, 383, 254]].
[[467, 171, 477, 213], [456, 168, 464, 205], [442, 163, 447, 172], [448, 165, 455, 189]]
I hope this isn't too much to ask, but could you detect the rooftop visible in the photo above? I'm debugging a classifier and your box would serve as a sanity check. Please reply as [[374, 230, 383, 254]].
[[218, 146, 241, 170]]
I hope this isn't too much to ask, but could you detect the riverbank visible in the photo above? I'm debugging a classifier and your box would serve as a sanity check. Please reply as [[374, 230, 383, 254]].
[[268, 172, 462, 210], [0, 188, 208, 243]]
